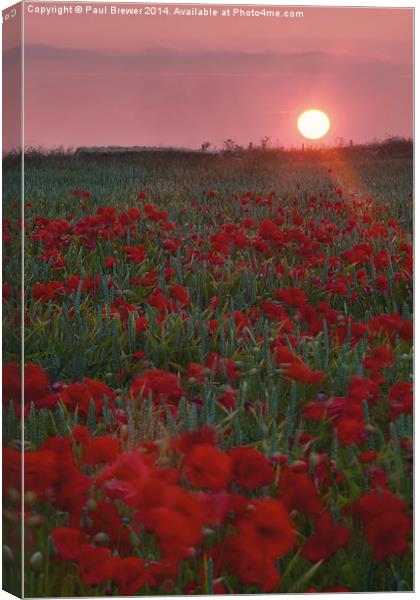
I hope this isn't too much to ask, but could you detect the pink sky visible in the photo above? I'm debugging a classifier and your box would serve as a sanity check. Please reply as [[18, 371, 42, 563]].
[[14, 3, 415, 149]]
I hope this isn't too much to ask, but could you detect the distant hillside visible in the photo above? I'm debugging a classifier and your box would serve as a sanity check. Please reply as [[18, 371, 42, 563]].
[[73, 137, 413, 162], [2, 137, 413, 164], [74, 145, 220, 160]]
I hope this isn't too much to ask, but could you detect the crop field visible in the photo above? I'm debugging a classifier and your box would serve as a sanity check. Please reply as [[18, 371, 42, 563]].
[[2, 148, 413, 595]]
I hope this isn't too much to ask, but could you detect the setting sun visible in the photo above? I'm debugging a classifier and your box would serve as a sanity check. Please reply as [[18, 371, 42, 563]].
[[297, 109, 330, 140]]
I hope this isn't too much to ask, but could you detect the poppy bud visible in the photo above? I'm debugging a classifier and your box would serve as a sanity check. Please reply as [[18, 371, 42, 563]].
[[6, 488, 20, 506], [24, 491, 37, 508], [29, 551, 43, 572], [309, 452, 320, 469], [94, 532, 109, 547], [86, 498, 97, 511], [3, 545, 14, 564], [365, 424, 377, 434]]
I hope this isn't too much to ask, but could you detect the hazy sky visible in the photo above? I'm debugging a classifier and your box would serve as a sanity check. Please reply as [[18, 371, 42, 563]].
[[14, 3, 415, 149]]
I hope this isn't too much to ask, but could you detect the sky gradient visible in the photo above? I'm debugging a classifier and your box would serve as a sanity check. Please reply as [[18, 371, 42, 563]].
[[17, 3, 415, 149]]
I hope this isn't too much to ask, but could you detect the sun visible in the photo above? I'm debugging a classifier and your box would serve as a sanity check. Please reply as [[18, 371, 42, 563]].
[[297, 109, 330, 140]]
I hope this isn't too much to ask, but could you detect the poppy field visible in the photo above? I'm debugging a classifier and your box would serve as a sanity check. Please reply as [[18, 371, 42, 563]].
[[2, 148, 413, 596]]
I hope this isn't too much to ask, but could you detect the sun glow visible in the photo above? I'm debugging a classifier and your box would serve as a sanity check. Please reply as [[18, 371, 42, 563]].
[[297, 109, 330, 140]]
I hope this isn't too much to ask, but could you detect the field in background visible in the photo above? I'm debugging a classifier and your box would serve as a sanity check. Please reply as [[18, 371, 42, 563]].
[[2, 147, 413, 595]]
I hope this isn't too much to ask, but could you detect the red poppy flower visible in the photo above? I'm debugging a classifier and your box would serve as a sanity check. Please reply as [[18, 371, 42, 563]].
[[72, 425, 91, 445], [259, 219, 282, 242], [172, 426, 218, 454], [3, 282, 12, 300], [52, 527, 83, 561], [32, 281, 64, 302], [2, 362, 21, 407], [353, 489, 408, 523], [236, 498, 296, 558], [279, 465, 323, 516], [186, 363, 210, 384], [147, 288, 170, 311], [183, 443, 231, 491], [362, 345, 394, 374], [85, 500, 132, 551], [201, 492, 249, 526], [205, 352, 239, 380], [217, 389, 237, 411], [274, 345, 300, 366], [336, 416, 367, 447], [302, 512, 350, 562], [40, 436, 91, 526], [229, 446, 275, 489], [3, 448, 22, 494], [358, 450, 379, 464], [364, 511, 411, 561], [388, 381, 413, 419], [260, 300, 291, 324], [3, 362, 51, 413], [169, 284, 191, 307], [24, 450, 59, 496], [78, 545, 112, 585], [275, 287, 307, 308], [284, 362, 324, 385], [368, 466, 388, 489], [353, 489, 411, 561], [108, 556, 150, 595], [217, 534, 281, 592], [81, 435, 120, 465], [60, 378, 116, 417], [129, 369, 185, 407], [123, 245, 146, 264], [149, 505, 203, 560], [135, 316, 149, 334]]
